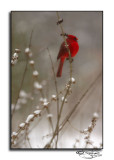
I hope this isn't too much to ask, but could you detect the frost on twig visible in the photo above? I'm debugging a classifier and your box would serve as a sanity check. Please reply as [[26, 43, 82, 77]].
[[34, 81, 43, 90], [61, 96, 67, 103], [29, 60, 35, 66], [80, 112, 99, 135], [57, 18, 63, 25], [80, 112, 99, 148], [51, 95, 57, 101], [43, 102, 50, 108], [33, 70, 39, 78], [11, 109, 42, 146], [11, 52, 19, 65], [25, 114, 34, 123]]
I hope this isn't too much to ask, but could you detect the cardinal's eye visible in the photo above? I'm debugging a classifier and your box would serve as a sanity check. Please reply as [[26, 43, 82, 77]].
[[74, 37, 76, 40]]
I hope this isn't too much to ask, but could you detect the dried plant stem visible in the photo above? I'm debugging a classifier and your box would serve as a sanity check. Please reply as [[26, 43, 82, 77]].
[[47, 48, 59, 146], [67, 120, 80, 132], [43, 72, 102, 144], [44, 82, 71, 148], [38, 12, 72, 148], [59, 72, 102, 132], [45, 11, 73, 148], [32, 65, 45, 98], [32, 61, 54, 132], [55, 83, 71, 146], [11, 56, 28, 118], [12, 30, 34, 118], [51, 11, 73, 148], [56, 11, 72, 79], [11, 108, 44, 146], [25, 101, 54, 136], [96, 85, 102, 113], [46, 107, 54, 132], [85, 132, 91, 148], [25, 125, 32, 148], [28, 29, 33, 49]]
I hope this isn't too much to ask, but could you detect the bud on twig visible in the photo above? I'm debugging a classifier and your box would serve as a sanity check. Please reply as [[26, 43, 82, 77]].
[[57, 18, 63, 25], [60, 33, 68, 37]]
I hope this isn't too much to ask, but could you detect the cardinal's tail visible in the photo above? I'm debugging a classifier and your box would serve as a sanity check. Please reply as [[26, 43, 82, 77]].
[[56, 59, 65, 77]]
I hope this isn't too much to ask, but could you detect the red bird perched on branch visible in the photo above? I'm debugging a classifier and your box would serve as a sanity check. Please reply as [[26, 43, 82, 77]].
[[56, 34, 79, 77]]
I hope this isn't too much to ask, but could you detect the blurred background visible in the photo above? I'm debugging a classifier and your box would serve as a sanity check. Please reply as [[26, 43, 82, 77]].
[[11, 11, 102, 148]]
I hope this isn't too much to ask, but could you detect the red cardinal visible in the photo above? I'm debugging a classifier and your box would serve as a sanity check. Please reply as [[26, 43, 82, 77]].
[[56, 34, 79, 77]]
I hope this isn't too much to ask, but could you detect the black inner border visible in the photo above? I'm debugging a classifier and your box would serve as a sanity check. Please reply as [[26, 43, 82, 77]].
[[10, 11, 103, 151]]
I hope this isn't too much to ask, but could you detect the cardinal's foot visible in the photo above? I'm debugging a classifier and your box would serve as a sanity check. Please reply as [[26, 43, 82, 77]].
[[66, 58, 73, 63]]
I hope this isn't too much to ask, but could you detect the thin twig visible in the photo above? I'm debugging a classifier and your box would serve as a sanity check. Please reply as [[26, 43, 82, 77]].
[[29, 54, 54, 132], [25, 125, 32, 148], [46, 106, 54, 132], [25, 71, 101, 147], [12, 30, 33, 118], [47, 48, 59, 146], [44, 11, 74, 148], [11, 52, 28, 118], [43, 72, 102, 143], [32, 65, 45, 98], [29, 29, 34, 49], [59, 72, 102, 132], [12, 30, 34, 118], [53, 11, 73, 148], [67, 120, 80, 132], [56, 11, 72, 79], [11, 108, 44, 147], [44, 81, 71, 148]]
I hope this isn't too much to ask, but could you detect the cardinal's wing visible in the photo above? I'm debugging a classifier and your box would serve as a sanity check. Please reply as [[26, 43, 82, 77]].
[[57, 42, 68, 60]]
